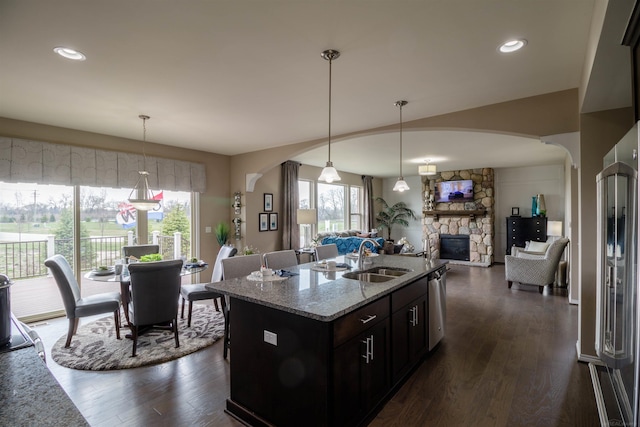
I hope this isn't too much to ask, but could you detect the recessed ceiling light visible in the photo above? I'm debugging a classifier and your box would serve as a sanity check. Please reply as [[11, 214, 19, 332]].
[[53, 47, 86, 61], [498, 39, 527, 53]]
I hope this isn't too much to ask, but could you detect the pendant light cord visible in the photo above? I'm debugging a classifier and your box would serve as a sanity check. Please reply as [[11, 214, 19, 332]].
[[139, 114, 150, 172], [328, 55, 332, 163], [399, 103, 403, 176]]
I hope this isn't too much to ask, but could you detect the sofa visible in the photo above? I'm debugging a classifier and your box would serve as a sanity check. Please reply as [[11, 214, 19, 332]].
[[315, 230, 385, 255]]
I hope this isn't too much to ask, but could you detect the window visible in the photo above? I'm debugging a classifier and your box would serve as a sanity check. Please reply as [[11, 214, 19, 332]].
[[317, 183, 345, 233], [350, 186, 362, 230], [0, 180, 194, 320]]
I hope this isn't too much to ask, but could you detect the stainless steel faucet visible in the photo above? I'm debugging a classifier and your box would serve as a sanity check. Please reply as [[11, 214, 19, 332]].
[[358, 238, 381, 270]]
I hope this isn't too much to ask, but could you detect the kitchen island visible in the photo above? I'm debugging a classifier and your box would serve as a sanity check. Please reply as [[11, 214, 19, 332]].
[[207, 254, 447, 427]]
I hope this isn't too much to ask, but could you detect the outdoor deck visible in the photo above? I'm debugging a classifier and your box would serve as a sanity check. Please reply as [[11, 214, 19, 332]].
[[10, 272, 204, 321]]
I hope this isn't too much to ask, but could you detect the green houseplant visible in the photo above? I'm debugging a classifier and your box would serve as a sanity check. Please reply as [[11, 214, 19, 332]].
[[214, 222, 230, 247], [374, 197, 416, 241]]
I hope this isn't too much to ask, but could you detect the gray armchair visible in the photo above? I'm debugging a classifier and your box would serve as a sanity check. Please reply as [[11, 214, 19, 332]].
[[127, 259, 183, 357], [505, 237, 569, 293], [121, 244, 160, 263], [44, 254, 121, 348]]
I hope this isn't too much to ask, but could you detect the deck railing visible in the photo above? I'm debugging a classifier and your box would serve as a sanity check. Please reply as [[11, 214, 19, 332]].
[[0, 233, 190, 280]]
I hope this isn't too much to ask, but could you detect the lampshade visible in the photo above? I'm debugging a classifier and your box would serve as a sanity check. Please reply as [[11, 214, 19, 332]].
[[392, 179, 410, 192], [419, 163, 437, 175], [547, 220, 563, 237], [318, 49, 341, 183], [128, 115, 160, 211], [393, 100, 409, 192], [318, 162, 341, 183], [297, 209, 317, 225]]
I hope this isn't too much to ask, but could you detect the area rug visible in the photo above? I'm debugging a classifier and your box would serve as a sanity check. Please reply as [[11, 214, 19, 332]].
[[51, 304, 225, 371]]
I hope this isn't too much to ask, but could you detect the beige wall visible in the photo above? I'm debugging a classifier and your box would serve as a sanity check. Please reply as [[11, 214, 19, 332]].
[[0, 117, 231, 266], [577, 107, 634, 360]]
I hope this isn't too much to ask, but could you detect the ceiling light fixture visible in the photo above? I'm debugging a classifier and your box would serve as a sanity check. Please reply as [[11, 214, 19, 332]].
[[318, 49, 342, 183], [128, 115, 160, 211], [392, 100, 410, 192], [419, 159, 437, 176], [53, 47, 86, 61], [499, 39, 527, 53]]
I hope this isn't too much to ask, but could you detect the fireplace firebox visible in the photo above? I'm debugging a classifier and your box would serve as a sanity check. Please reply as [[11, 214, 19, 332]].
[[440, 234, 470, 261]]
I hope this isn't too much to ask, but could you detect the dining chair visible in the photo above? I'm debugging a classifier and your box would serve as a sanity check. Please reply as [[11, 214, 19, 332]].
[[44, 254, 121, 348], [180, 245, 238, 327], [220, 253, 263, 359], [263, 250, 298, 270], [121, 244, 160, 263], [315, 243, 339, 260], [127, 259, 183, 357]]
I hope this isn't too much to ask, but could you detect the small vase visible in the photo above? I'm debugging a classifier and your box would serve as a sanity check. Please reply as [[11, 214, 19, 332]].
[[531, 196, 538, 217], [536, 194, 546, 217]]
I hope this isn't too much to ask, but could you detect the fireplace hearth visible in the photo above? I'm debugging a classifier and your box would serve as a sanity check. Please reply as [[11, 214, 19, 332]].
[[440, 234, 470, 261]]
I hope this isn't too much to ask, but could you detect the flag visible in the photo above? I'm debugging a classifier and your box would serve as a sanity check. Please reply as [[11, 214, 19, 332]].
[[116, 191, 164, 228]]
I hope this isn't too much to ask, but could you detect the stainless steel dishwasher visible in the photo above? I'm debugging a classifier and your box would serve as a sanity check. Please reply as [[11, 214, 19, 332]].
[[427, 266, 446, 350]]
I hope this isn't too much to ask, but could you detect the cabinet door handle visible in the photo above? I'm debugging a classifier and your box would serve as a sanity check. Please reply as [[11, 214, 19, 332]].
[[410, 306, 418, 326], [360, 314, 377, 324], [360, 336, 373, 364]]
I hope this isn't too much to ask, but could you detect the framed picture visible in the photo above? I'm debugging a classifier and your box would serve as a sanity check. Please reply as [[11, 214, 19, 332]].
[[511, 207, 520, 216], [259, 213, 269, 232], [269, 213, 278, 231], [264, 193, 273, 212]]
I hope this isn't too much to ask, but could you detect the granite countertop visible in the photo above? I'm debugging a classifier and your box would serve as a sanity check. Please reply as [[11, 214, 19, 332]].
[[207, 254, 447, 321], [0, 347, 88, 426]]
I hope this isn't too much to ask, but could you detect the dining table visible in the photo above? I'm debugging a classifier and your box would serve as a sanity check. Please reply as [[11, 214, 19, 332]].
[[84, 262, 208, 327]]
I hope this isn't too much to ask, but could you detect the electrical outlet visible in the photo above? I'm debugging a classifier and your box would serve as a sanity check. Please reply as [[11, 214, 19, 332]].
[[264, 330, 277, 346]]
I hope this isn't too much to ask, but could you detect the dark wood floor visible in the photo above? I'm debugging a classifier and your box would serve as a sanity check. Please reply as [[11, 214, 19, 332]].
[[30, 263, 598, 426]]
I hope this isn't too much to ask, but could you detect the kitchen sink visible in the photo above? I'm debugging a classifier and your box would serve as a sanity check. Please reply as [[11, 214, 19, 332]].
[[342, 272, 395, 283], [365, 267, 410, 277]]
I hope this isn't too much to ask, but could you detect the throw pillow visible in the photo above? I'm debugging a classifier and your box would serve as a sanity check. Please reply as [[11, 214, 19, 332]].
[[357, 233, 370, 238], [527, 241, 550, 253]]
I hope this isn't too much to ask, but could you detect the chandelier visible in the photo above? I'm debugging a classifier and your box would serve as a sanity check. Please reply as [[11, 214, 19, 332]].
[[128, 115, 160, 211]]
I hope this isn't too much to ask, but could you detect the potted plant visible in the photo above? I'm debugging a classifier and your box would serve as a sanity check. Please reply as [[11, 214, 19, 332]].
[[374, 197, 416, 242], [214, 222, 230, 247]]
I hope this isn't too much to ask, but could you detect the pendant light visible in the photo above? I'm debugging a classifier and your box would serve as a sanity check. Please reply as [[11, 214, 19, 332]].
[[128, 115, 160, 211], [318, 49, 341, 183], [392, 100, 410, 192], [419, 159, 437, 175]]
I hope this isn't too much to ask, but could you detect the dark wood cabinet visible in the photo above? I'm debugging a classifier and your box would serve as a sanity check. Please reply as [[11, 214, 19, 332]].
[[225, 272, 443, 427], [505, 216, 547, 254], [391, 278, 429, 382], [333, 317, 390, 426]]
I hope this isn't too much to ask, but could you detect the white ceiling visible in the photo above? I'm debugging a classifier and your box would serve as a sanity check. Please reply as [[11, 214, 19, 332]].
[[0, 1, 598, 177]]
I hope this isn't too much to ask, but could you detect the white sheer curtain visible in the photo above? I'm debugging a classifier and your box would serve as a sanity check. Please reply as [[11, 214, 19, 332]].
[[0, 136, 206, 192]]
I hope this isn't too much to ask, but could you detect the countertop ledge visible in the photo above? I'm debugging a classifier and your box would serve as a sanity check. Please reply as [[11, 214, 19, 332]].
[[0, 347, 89, 426], [207, 255, 447, 322]]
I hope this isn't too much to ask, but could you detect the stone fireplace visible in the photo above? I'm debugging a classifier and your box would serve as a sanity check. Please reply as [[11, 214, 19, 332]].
[[422, 168, 494, 266]]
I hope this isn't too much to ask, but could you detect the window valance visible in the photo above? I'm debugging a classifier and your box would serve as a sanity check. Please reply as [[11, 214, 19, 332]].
[[0, 137, 206, 192]]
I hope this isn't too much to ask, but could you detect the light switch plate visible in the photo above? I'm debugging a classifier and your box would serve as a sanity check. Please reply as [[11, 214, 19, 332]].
[[264, 330, 277, 346], [205, 226, 211, 233]]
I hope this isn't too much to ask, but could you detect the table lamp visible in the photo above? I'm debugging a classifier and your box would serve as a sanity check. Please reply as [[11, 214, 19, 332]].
[[297, 209, 317, 249]]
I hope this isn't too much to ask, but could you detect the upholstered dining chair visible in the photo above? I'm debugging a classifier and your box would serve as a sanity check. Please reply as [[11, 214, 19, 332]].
[[44, 254, 121, 348], [180, 245, 238, 327], [220, 253, 263, 359], [505, 237, 569, 294], [315, 243, 339, 261], [121, 244, 160, 263], [127, 259, 183, 356], [263, 250, 298, 270]]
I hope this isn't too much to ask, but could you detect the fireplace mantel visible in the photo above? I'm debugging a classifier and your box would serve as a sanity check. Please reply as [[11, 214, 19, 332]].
[[423, 209, 486, 220]]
